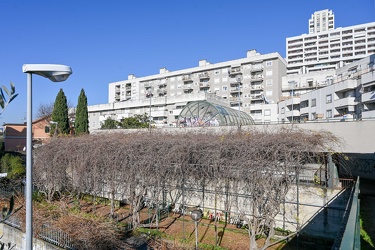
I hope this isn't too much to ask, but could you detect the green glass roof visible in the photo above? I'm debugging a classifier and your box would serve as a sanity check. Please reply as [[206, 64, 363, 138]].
[[177, 100, 254, 127]]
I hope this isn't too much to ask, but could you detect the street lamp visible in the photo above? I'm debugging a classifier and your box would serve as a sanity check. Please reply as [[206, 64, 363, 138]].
[[289, 81, 296, 123], [236, 75, 243, 128], [190, 209, 203, 250], [146, 87, 154, 134], [22, 64, 72, 249]]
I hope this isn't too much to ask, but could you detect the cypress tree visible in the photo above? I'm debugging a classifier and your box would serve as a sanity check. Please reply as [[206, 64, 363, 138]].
[[75, 88, 89, 135], [51, 89, 70, 135]]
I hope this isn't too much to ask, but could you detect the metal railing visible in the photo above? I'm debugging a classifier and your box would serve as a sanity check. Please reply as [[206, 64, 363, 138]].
[[332, 176, 360, 250], [39, 224, 77, 250]]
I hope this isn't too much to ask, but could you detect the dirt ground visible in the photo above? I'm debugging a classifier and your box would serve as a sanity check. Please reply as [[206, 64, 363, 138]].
[[1, 197, 285, 250], [78, 201, 284, 250], [154, 214, 284, 250]]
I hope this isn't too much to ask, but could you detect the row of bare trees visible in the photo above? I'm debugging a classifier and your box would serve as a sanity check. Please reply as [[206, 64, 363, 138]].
[[33, 127, 340, 250]]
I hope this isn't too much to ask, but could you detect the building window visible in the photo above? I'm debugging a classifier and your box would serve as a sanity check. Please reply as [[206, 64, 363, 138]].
[[266, 90, 273, 96], [264, 109, 271, 116], [222, 86, 228, 91], [266, 70, 273, 76], [311, 98, 316, 107], [266, 79, 273, 87], [266, 61, 273, 67], [311, 112, 316, 120], [281, 107, 285, 114], [326, 109, 332, 118], [326, 94, 332, 103]]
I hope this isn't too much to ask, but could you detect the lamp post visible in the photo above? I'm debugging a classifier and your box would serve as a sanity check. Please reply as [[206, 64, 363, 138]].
[[289, 81, 296, 123], [22, 64, 72, 250], [236, 75, 243, 128], [190, 209, 203, 250], [146, 87, 154, 134]]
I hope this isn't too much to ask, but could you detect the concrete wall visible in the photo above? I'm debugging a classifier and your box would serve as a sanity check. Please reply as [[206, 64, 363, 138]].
[[289, 120, 375, 154], [0, 223, 61, 250]]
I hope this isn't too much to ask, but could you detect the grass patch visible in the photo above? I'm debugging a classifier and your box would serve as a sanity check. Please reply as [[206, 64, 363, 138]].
[[360, 217, 375, 249]]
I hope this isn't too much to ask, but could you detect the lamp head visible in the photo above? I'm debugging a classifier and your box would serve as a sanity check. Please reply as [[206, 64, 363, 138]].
[[22, 64, 72, 82]]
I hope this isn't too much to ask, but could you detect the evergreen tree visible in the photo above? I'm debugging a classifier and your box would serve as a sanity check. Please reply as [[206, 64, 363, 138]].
[[120, 113, 149, 129], [51, 89, 70, 135], [75, 89, 89, 135], [101, 117, 118, 129]]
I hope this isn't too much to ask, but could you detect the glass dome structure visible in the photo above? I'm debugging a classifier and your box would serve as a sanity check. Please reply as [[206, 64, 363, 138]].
[[177, 100, 254, 127]]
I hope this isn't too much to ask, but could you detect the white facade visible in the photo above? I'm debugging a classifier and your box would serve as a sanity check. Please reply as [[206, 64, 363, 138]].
[[287, 21, 375, 75], [308, 9, 335, 34], [88, 50, 287, 131], [278, 55, 375, 122]]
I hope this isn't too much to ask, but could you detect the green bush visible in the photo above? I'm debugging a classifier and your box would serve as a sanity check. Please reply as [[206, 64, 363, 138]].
[[0, 153, 25, 179]]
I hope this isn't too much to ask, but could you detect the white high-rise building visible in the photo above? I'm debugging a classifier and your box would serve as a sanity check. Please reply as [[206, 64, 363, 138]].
[[308, 9, 335, 34], [287, 10, 375, 75]]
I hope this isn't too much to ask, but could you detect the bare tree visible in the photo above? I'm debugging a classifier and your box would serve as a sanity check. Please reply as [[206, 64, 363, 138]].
[[36, 100, 74, 120], [32, 127, 340, 250]]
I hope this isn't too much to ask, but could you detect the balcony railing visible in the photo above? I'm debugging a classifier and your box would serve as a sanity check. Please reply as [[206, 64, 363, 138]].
[[334, 97, 356, 108], [250, 65, 264, 72], [229, 67, 242, 75], [230, 87, 242, 93], [182, 75, 193, 82], [250, 75, 264, 82], [198, 72, 210, 80], [199, 82, 210, 88]]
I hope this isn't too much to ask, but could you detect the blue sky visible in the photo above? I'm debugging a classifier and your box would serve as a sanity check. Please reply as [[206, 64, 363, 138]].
[[0, 0, 374, 123]]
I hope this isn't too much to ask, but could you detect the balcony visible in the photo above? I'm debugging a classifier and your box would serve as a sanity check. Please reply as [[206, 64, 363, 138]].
[[250, 94, 263, 100], [182, 84, 193, 90], [157, 82, 167, 87], [334, 97, 356, 108], [250, 65, 263, 72], [156, 89, 167, 95], [228, 67, 242, 76], [251, 85, 263, 90], [182, 75, 193, 82], [229, 97, 242, 105], [230, 79, 242, 86], [230, 87, 242, 93], [199, 72, 210, 80], [250, 75, 264, 82], [362, 91, 375, 103], [334, 79, 358, 93], [199, 82, 210, 89], [285, 110, 300, 118], [285, 97, 300, 106]]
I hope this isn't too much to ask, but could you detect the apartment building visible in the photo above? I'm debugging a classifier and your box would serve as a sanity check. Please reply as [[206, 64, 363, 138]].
[[287, 11, 375, 75], [88, 50, 287, 130], [278, 54, 375, 122], [308, 9, 335, 34]]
